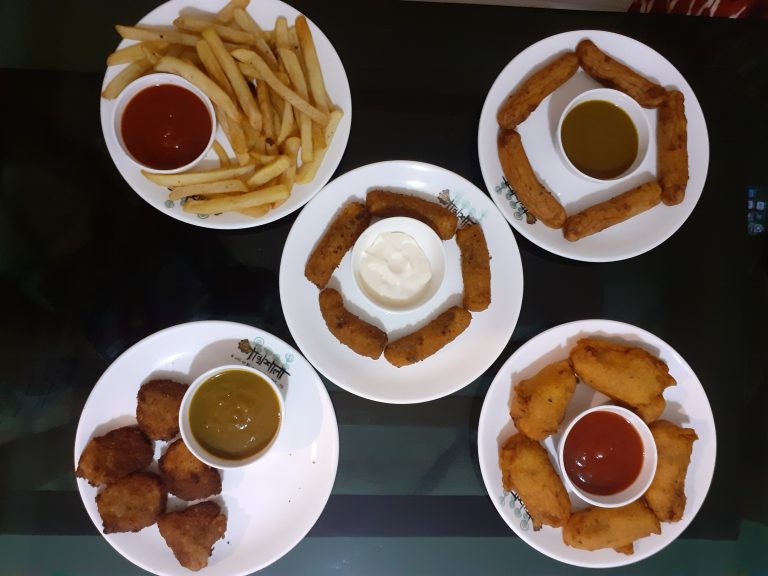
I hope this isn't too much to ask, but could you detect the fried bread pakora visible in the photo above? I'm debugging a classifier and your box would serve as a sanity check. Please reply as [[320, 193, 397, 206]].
[[96, 471, 167, 534], [510, 360, 577, 441], [658, 90, 689, 206], [319, 288, 388, 359], [158, 501, 228, 571], [384, 306, 472, 367], [456, 223, 491, 312], [644, 420, 698, 523], [499, 433, 571, 530], [76, 426, 154, 486], [137, 379, 189, 441], [365, 189, 458, 240], [160, 439, 222, 501]]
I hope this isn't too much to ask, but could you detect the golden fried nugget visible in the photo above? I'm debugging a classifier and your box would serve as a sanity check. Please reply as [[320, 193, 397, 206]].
[[645, 420, 698, 522], [305, 202, 371, 289], [366, 189, 458, 240], [569, 338, 676, 423], [658, 90, 689, 206], [96, 471, 167, 534], [76, 426, 154, 486], [136, 379, 189, 441], [576, 39, 667, 108], [510, 360, 577, 441], [499, 433, 571, 530], [319, 288, 387, 359], [160, 439, 222, 501], [562, 180, 662, 241], [384, 306, 472, 367], [456, 223, 491, 312], [498, 129, 566, 228], [563, 499, 661, 554], [497, 51, 579, 129], [158, 501, 227, 571]]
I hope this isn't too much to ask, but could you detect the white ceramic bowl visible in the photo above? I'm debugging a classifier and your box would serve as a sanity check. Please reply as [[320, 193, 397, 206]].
[[558, 404, 657, 508], [179, 364, 284, 470], [112, 72, 216, 175], [556, 87, 651, 183]]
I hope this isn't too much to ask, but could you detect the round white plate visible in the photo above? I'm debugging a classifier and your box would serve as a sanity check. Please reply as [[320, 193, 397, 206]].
[[100, 0, 352, 229], [280, 160, 524, 404], [478, 30, 709, 262], [477, 319, 716, 568], [74, 321, 339, 576]]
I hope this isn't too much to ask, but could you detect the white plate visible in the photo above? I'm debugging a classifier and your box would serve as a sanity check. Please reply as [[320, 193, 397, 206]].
[[280, 160, 524, 404], [74, 321, 339, 576], [478, 30, 709, 262], [100, 0, 351, 229], [477, 319, 716, 568]]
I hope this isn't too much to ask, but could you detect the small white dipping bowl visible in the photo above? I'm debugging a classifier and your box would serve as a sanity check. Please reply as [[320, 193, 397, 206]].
[[112, 72, 216, 175], [556, 87, 651, 183], [351, 216, 446, 313], [558, 405, 657, 508], [179, 364, 284, 470]]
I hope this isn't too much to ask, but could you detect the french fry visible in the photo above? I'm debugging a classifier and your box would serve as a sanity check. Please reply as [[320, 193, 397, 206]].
[[324, 108, 344, 147], [296, 126, 327, 184], [216, 0, 249, 24], [232, 8, 263, 35], [142, 163, 255, 187], [295, 16, 329, 114], [107, 42, 168, 66], [250, 153, 280, 165], [211, 140, 230, 168], [247, 156, 291, 187], [116, 25, 200, 48], [276, 98, 295, 144], [216, 104, 248, 164], [288, 26, 300, 53], [173, 16, 259, 46], [242, 122, 266, 153], [279, 48, 313, 162], [102, 59, 152, 99], [231, 9, 279, 70], [275, 17, 290, 50], [184, 184, 289, 214], [196, 39, 234, 97], [239, 205, 272, 218], [256, 81, 275, 141], [168, 179, 248, 200], [142, 43, 168, 65]]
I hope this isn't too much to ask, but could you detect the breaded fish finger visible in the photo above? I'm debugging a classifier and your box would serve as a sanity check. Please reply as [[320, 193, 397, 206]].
[[511, 360, 577, 441], [658, 90, 689, 206], [563, 180, 662, 242], [645, 420, 698, 523], [137, 379, 188, 441], [384, 306, 471, 367], [498, 129, 566, 229], [319, 288, 387, 359], [96, 471, 167, 534], [160, 439, 222, 501], [576, 39, 667, 108], [497, 51, 579, 129], [158, 501, 227, 571], [456, 223, 491, 312], [499, 433, 571, 530], [305, 202, 371, 289], [76, 426, 154, 486], [366, 189, 458, 240], [563, 499, 661, 554]]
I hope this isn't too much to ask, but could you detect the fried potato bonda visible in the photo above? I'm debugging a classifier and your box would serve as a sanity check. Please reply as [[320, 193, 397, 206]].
[[658, 90, 689, 206], [160, 439, 222, 501], [319, 288, 388, 359], [76, 426, 154, 486], [563, 499, 661, 554], [510, 360, 577, 441], [158, 501, 227, 572], [96, 471, 167, 534], [366, 189, 458, 240], [456, 223, 491, 312], [137, 379, 189, 441]]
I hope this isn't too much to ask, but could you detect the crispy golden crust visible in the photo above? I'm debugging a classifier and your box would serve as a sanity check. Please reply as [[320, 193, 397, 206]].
[[384, 306, 472, 368], [510, 360, 577, 441], [499, 433, 571, 530], [645, 420, 698, 522], [96, 472, 167, 534], [365, 189, 458, 240], [563, 181, 663, 242], [305, 202, 371, 289], [319, 288, 387, 359], [159, 439, 222, 501], [456, 223, 491, 312], [76, 426, 154, 486], [576, 39, 667, 108], [158, 501, 227, 571], [497, 51, 579, 129], [658, 90, 689, 206], [136, 379, 189, 441], [562, 499, 661, 554], [498, 129, 566, 229]]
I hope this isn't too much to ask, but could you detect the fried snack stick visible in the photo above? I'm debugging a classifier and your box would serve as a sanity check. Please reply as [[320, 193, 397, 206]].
[[563, 180, 662, 242], [305, 202, 371, 288], [511, 360, 577, 441], [456, 223, 491, 312], [499, 433, 571, 530], [645, 420, 698, 522], [319, 288, 387, 359], [497, 51, 579, 129], [576, 39, 667, 108], [498, 130, 566, 228], [563, 499, 661, 554], [96, 472, 167, 534], [366, 189, 458, 240], [158, 501, 227, 571], [384, 306, 472, 367], [658, 90, 689, 206]]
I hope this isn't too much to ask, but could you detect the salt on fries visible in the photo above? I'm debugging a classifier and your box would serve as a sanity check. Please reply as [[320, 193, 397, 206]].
[[104, 1, 344, 220]]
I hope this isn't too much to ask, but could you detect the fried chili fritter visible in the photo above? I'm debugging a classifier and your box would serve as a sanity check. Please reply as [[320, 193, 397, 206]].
[[136, 379, 189, 441], [159, 439, 222, 501], [96, 471, 167, 533], [158, 501, 227, 571], [76, 426, 154, 486], [510, 360, 577, 441]]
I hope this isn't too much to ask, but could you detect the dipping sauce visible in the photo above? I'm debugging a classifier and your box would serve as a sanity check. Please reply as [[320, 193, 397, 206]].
[[357, 231, 432, 307], [189, 369, 281, 460], [121, 84, 212, 170], [563, 410, 643, 495], [561, 99, 638, 180]]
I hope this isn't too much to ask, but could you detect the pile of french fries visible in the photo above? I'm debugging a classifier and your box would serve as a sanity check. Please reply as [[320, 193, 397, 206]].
[[102, 0, 343, 218]]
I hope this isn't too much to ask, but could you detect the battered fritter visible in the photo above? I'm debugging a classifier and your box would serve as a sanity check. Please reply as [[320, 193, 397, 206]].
[[456, 223, 491, 312], [96, 471, 167, 534], [158, 501, 227, 571], [76, 426, 154, 486], [365, 189, 458, 240], [137, 379, 189, 441], [658, 90, 689, 206], [510, 360, 577, 441], [319, 288, 387, 359], [159, 439, 222, 501], [383, 306, 472, 367]]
